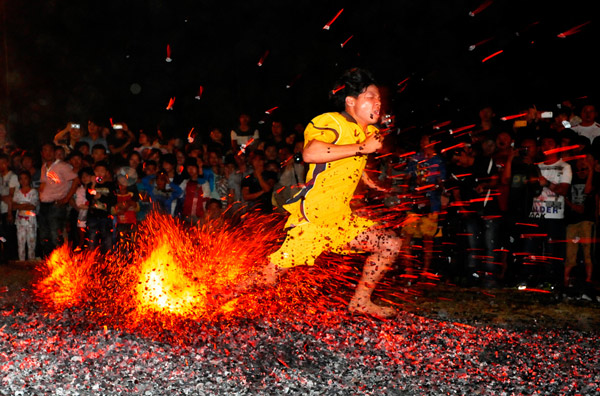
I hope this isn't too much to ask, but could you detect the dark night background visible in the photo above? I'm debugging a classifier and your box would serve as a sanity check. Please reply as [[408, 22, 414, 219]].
[[0, 0, 597, 148]]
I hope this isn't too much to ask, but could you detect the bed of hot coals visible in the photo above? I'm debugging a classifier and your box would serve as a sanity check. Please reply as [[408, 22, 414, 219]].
[[1, 213, 599, 395]]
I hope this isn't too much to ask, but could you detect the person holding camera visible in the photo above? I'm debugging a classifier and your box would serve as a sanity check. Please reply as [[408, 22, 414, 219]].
[[38, 142, 79, 257], [53, 122, 83, 155]]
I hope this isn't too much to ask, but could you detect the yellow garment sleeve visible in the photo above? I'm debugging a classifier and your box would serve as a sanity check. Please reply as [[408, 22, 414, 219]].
[[304, 113, 342, 145]]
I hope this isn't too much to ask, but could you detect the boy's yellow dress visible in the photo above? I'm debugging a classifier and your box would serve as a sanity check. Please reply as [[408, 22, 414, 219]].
[[269, 112, 379, 269]]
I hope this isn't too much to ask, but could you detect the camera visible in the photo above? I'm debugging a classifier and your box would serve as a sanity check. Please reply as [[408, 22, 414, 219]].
[[113, 124, 123, 130], [293, 152, 303, 164], [70, 123, 80, 129], [540, 111, 553, 119], [95, 176, 103, 183]]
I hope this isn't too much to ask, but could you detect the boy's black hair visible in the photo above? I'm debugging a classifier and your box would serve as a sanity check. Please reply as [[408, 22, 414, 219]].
[[78, 167, 94, 179], [91, 144, 106, 152], [329, 68, 378, 112], [74, 141, 90, 151], [184, 157, 199, 169], [93, 160, 110, 170], [161, 153, 177, 166]]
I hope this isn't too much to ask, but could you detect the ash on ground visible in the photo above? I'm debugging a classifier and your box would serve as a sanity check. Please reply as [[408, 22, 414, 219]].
[[2, 286, 599, 396]]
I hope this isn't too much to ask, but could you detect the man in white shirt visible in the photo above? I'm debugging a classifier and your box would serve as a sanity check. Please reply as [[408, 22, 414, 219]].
[[0, 154, 19, 262], [572, 104, 600, 143], [524, 133, 572, 289], [38, 142, 79, 257]]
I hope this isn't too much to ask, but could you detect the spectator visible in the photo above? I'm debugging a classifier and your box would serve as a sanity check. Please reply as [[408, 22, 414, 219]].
[[402, 133, 446, 276], [564, 155, 597, 299], [107, 122, 136, 156], [241, 150, 278, 214], [80, 119, 108, 151], [273, 145, 306, 211], [524, 132, 572, 290], [12, 171, 39, 261], [572, 103, 600, 144], [0, 153, 19, 261], [54, 146, 66, 161], [203, 127, 227, 157], [143, 170, 182, 216], [66, 150, 83, 175], [447, 144, 501, 287], [85, 161, 116, 253], [128, 151, 143, 178], [500, 136, 542, 285], [53, 122, 83, 155], [38, 142, 79, 257], [21, 151, 41, 189], [160, 153, 185, 184], [74, 141, 90, 157], [230, 112, 259, 153], [207, 149, 229, 205], [112, 173, 139, 245], [91, 144, 108, 165], [71, 167, 93, 249], [179, 159, 212, 224], [264, 120, 286, 148]]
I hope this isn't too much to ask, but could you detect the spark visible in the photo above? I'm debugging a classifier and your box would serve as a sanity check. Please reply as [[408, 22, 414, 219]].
[[500, 112, 528, 121], [469, 0, 493, 17], [448, 124, 475, 134], [187, 127, 195, 143], [481, 50, 504, 63], [166, 44, 172, 62], [557, 21, 591, 38], [468, 37, 495, 51], [285, 74, 302, 89], [195, 86, 203, 100], [257, 50, 269, 67], [265, 106, 279, 115], [543, 144, 580, 155], [323, 8, 343, 30], [166, 97, 176, 110], [238, 138, 254, 155], [331, 84, 345, 95], [340, 34, 354, 48]]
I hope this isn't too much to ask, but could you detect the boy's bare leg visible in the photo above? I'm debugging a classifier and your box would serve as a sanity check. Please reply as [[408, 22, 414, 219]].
[[347, 228, 401, 319]]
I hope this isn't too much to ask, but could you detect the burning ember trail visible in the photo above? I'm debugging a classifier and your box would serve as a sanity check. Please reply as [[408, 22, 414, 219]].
[[30, 212, 359, 341]]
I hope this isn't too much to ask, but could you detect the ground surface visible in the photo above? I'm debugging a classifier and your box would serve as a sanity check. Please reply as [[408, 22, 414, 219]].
[[2, 261, 600, 395]]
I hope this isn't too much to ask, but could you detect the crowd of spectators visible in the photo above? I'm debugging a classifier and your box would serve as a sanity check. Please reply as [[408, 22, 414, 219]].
[[0, 99, 599, 302]]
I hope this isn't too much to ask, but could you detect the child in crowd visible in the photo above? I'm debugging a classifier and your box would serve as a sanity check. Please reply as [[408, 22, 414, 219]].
[[72, 167, 94, 249], [11, 171, 39, 261], [112, 174, 139, 244], [142, 170, 182, 216], [85, 161, 116, 253]]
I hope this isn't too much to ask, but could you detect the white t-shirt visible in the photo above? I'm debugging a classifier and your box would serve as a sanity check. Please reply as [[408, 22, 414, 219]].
[[230, 129, 259, 147], [572, 122, 600, 143], [0, 171, 19, 214], [530, 159, 572, 219], [12, 188, 39, 226]]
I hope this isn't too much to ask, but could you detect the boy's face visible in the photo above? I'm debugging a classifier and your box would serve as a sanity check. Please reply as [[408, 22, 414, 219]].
[[346, 84, 381, 126], [81, 173, 92, 184], [0, 159, 8, 172], [94, 166, 108, 180], [18, 173, 31, 187], [187, 165, 198, 178], [144, 164, 157, 176], [92, 148, 106, 162], [156, 174, 168, 189]]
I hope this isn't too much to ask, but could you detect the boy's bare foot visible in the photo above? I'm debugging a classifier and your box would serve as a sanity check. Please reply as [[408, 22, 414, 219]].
[[348, 298, 397, 319]]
